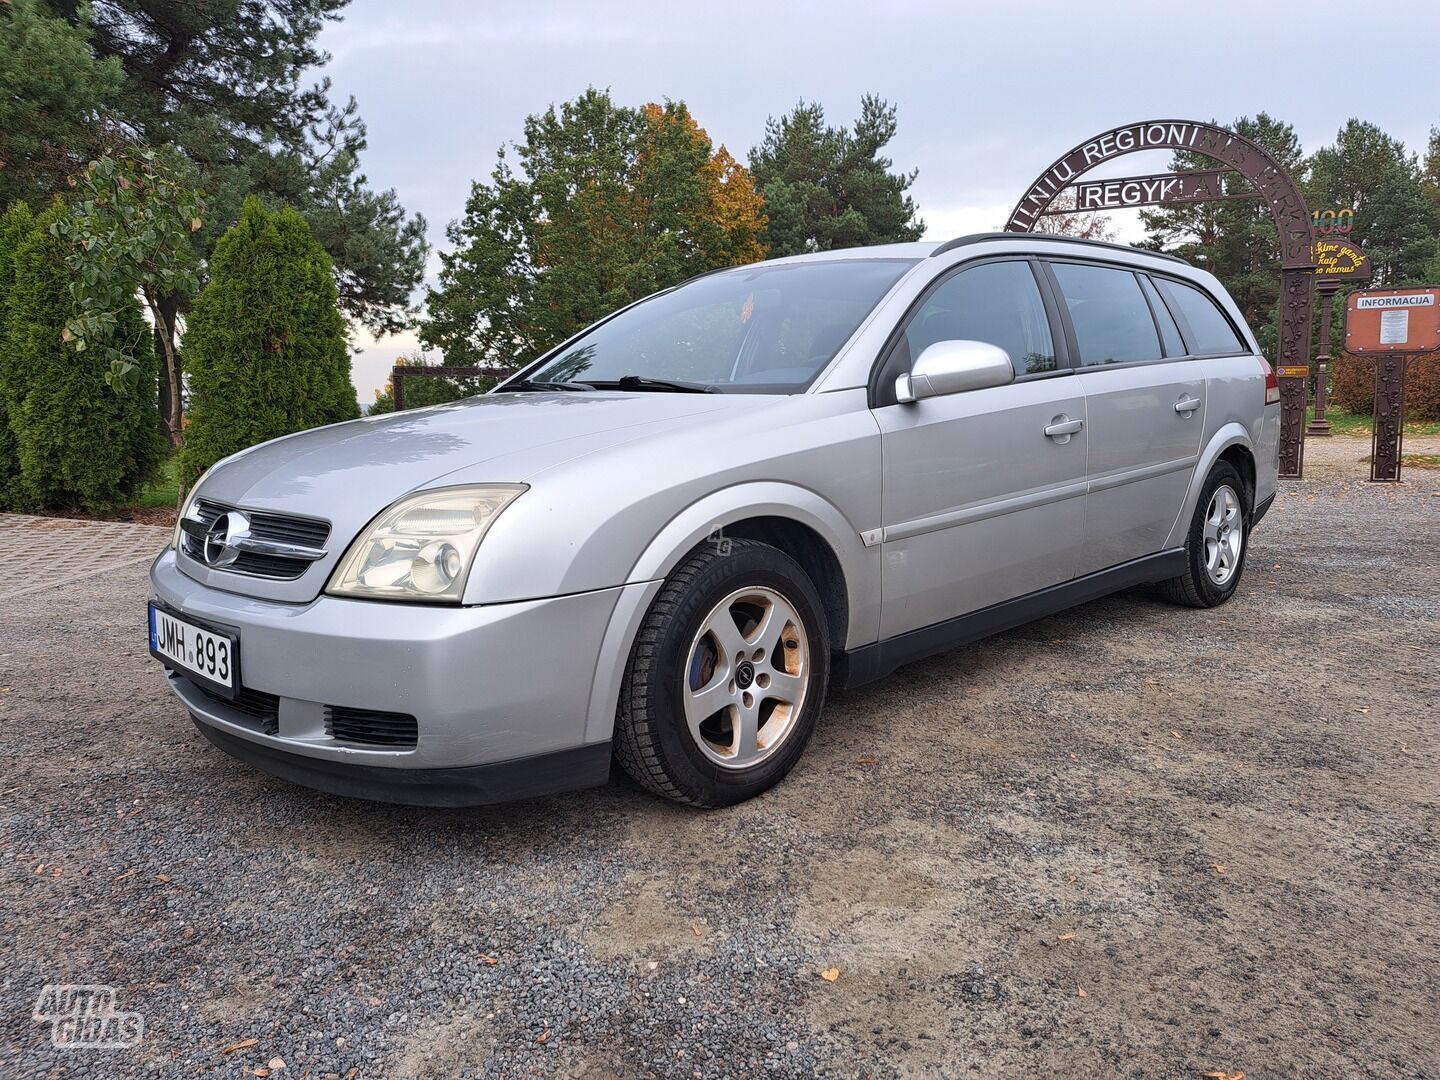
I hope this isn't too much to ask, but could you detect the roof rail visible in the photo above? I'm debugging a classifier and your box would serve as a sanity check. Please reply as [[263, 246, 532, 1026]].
[[930, 231, 1187, 264]]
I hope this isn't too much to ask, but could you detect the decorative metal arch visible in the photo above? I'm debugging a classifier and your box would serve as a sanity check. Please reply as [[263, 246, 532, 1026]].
[[1005, 120, 1317, 476]]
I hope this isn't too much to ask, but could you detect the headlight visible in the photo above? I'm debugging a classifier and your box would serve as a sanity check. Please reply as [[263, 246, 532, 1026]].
[[326, 484, 527, 603], [172, 465, 215, 551]]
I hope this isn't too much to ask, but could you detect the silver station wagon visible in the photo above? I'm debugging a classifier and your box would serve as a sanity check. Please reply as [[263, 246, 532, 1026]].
[[149, 233, 1280, 807]]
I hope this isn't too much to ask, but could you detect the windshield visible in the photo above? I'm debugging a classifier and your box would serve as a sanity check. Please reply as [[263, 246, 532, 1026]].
[[523, 258, 915, 393]]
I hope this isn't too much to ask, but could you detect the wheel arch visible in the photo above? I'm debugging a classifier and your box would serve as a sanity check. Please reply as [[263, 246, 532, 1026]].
[[581, 484, 877, 746], [1165, 423, 1255, 549]]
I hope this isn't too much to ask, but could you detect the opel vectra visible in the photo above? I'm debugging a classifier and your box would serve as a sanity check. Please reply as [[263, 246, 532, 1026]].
[[149, 233, 1280, 807]]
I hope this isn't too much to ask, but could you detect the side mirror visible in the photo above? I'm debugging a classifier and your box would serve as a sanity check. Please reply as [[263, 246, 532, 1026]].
[[895, 339, 1015, 403]]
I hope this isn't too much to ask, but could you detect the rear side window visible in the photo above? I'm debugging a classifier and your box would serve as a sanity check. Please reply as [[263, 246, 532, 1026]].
[[1155, 277, 1246, 355], [1049, 263, 1162, 366], [901, 260, 1057, 376], [1138, 274, 1186, 356]]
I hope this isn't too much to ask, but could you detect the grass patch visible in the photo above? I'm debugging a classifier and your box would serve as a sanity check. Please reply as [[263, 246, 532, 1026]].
[[1306, 404, 1440, 438], [135, 455, 178, 509]]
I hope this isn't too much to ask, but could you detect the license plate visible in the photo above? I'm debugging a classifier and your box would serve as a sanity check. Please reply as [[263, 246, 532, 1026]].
[[149, 605, 236, 696]]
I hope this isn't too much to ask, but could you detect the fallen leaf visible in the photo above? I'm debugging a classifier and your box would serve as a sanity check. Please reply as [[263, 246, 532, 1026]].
[[222, 1038, 258, 1055], [268, 1058, 286, 1071], [536, 1029, 550, 1044], [1209, 863, 1228, 876], [1202, 1071, 1244, 1080], [114, 868, 137, 881], [155, 874, 171, 883], [1077, 987, 1088, 998], [479, 954, 499, 965], [1170, 730, 1183, 740], [820, 967, 840, 982], [1356, 707, 1370, 714], [691, 924, 703, 937], [1056, 933, 1075, 942]]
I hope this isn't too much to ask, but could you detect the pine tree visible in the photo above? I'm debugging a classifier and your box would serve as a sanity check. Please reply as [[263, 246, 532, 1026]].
[[1139, 114, 1303, 358], [1308, 119, 1440, 287], [179, 197, 358, 488], [748, 95, 924, 257], [3, 202, 164, 511]]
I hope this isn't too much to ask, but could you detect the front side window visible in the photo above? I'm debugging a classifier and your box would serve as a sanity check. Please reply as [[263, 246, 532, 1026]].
[[1050, 262, 1163, 366], [899, 260, 1057, 376], [526, 259, 914, 393], [1155, 277, 1246, 355]]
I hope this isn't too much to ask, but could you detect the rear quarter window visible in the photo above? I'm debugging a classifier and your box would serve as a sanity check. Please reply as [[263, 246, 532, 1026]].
[[1155, 277, 1247, 355]]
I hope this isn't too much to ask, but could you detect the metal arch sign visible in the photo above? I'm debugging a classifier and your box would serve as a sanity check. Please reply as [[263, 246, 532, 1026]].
[[1005, 119, 1318, 479]]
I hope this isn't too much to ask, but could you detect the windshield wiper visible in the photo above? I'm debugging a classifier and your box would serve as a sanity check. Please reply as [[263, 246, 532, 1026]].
[[505, 378, 596, 392], [593, 375, 718, 394]]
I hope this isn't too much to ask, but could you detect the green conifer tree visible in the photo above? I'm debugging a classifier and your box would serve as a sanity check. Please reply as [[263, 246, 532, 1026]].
[[180, 197, 358, 489], [3, 202, 164, 511]]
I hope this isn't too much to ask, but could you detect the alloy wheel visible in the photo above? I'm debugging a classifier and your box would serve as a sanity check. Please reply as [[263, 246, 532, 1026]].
[[682, 586, 810, 769], [1202, 484, 1244, 586]]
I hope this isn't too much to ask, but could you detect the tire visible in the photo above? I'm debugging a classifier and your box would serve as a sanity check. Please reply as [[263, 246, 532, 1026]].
[[614, 539, 830, 807], [1161, 460, 1250, 608]]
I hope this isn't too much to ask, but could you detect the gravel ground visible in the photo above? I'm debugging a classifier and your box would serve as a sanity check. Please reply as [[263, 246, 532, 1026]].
[[2, 439, 1437, 1079]]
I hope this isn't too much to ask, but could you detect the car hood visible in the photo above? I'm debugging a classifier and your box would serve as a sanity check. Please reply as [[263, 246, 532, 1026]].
[[183, 391, 753, 602]]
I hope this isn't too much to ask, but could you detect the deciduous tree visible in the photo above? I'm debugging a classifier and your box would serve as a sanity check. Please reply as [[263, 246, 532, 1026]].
[[422, 89, 767, 366]]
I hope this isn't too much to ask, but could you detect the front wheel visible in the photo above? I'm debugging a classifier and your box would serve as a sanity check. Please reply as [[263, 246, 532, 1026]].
[[614, 539, 829, 807], [1161, 460, 1249, 608]]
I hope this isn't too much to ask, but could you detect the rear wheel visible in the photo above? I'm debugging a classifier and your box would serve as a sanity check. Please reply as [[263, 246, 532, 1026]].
[[614, 539, 829, 806], [1161, 460, 1249, 608]]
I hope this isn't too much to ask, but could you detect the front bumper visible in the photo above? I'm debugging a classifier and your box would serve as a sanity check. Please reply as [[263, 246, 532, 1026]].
[[150, 549, 656, 801]]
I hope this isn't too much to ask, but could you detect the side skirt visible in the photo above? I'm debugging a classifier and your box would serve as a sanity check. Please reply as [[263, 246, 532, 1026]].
[[837, 548, 1186, 689]]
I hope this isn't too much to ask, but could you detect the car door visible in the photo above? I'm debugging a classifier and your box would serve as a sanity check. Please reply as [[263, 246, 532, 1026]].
[[872, 258, 1087, 640], [1044, 260, 1207, 575]]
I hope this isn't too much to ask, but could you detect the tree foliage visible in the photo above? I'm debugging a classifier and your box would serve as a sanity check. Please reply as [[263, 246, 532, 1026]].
[[0, 202, 39, 504], [1140, 114, 1303, 358], [48, 148, 204, 445], [1307, 119, 1440, 288], [42, 0, 428, 335], [368, 353, 496, 415], [2, 202, 164, 511], [748, 95, 923, 258], [179, 197, 358, 488], [421, 89, 768, 366], [0, 0, 123, 210]]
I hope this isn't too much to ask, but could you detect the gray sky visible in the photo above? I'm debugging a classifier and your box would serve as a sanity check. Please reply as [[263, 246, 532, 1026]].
[[318, 0, 1440, 401]]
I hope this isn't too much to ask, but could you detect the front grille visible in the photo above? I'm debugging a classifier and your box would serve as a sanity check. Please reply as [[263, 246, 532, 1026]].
[[184, 677, 280, 735], [325, 705, 419, 748], [181, 500, 331, 580]]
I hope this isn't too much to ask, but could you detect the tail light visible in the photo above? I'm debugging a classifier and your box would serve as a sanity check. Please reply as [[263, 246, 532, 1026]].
[[1259, 356, 1280, 406]]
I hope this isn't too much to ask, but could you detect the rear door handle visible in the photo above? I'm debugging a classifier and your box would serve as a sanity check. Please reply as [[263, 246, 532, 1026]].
[[1044, 417, 1084, 438], [1174, 396, 1202, 415]]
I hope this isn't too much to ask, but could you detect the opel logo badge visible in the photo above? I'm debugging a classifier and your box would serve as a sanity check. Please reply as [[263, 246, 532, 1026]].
[[203, 510, 250, 567]]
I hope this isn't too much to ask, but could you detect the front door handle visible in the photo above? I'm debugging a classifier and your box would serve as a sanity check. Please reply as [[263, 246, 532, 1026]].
[[1044, 417, 1085, 438], [1174, 396, 1202, 415]]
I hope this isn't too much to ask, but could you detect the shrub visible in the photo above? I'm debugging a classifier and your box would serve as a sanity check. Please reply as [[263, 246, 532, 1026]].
[[180, 197, 358, 489], [3, 202, 164, 511], [0, 201, 36, 507], [1331, 351, 1440, 422]]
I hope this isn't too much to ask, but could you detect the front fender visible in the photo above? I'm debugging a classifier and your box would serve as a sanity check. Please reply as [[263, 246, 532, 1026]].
[[627, 481, 878, 649], [1165, 422, 1253, 549]]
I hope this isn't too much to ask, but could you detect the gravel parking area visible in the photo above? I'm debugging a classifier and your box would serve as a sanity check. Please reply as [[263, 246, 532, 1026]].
[[3, 441, 1437, 1079]]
